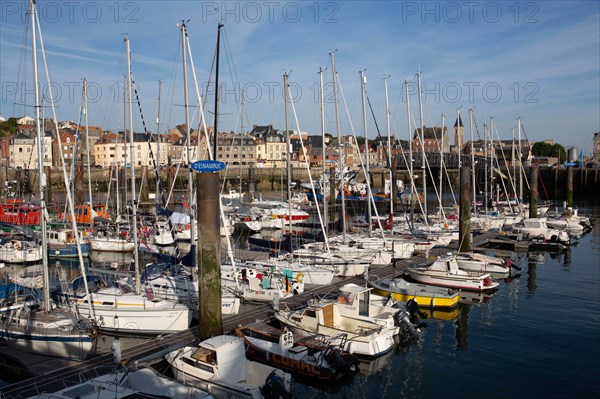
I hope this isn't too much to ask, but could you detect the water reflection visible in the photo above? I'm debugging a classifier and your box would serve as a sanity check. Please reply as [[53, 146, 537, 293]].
[[454, 303, 470, 350]]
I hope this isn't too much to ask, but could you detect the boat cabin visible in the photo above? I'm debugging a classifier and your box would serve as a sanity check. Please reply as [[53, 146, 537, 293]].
[[187, 336, 248, 381]]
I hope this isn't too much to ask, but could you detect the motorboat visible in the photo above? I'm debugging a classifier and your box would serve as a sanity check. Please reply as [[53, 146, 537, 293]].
[[47, 228, 91, 258], [0, 233, 43, 264], [273, 300, 397, 358], [511, 218, 571, 244], [455, 252, 515, 277], [368, 274, 460, 309], [235, 321, 359, 383], [407, 254, 500, 292], [221, 266, 304, 303], [165, 335, 294, 399]]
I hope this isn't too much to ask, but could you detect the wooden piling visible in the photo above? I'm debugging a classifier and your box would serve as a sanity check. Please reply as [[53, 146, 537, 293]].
[[529, 165, 538, 218], [196, 171, 223, 339], [459, 166, 471, 253], [248, 166, 255, 202], [566, 165, 573, 208]]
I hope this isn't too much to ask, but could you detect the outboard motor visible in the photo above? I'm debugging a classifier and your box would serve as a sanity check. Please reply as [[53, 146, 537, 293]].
[[393, 309, 420, 338], [324, 346, 360, 375], [261, 369, 294, 399]]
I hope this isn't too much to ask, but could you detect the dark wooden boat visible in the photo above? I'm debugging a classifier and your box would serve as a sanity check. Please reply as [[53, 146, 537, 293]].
[[235, 321, 359, 384]]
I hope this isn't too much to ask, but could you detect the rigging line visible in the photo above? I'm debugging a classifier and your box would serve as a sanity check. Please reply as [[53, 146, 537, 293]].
[[36, 6, 93, 315], [286, 78, 330, 254], [337, 73, 387, 235], [164, 35, 182, 144], [518, 122, 531, 190], [366, 94, 396, 235], [492, 122, 521, 215], [388, 115, 416, 225], [13, 11, 30, 118], [221, 28, 241, 98], [407, 109, 432, 228], [131, 79, 183, 264]]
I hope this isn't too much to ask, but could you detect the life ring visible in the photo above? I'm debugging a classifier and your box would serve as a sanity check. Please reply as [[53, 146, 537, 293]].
[[295, 273, 304, 283], [245, 216, 251, 222]]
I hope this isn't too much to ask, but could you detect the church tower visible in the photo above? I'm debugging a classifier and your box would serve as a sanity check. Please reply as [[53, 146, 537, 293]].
[[454, 115, 464, 151]]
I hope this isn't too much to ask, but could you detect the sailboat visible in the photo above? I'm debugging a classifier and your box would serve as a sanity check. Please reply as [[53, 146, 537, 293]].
[[69, 36, 192, 336], [0, 0, 96, 360]]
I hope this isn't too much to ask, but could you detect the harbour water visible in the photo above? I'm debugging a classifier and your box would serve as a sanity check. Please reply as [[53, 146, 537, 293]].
[[292, 201, 600, 399], [1, 200, 599, 398]]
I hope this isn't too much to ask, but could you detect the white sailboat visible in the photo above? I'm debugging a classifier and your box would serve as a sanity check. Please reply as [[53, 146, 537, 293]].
[[0, 0, 96, 360], [71, 36, 192, 336]]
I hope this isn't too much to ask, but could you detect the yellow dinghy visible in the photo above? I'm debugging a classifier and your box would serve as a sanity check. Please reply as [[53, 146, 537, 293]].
[[369, 274, 460, 309]]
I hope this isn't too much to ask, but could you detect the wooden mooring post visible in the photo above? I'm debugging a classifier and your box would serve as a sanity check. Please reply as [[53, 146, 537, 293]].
[[196, 171, 223, 339]]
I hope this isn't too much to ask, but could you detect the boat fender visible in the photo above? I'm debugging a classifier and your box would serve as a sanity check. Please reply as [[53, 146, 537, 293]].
[[261, 369, 293, 399]]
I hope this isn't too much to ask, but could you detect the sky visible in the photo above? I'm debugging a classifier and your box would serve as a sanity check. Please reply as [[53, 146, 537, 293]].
[[1, 0, 599, 154]]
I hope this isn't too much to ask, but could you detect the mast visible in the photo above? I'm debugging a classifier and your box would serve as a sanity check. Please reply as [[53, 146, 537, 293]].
[[330, 50, 345, 241], [490, 118, 495, 210], [359, 69, 371, 236], [84, 79, 93, 208], [239, 89, 244, 194], [283, 72, 292, 233], [417, 71, 427, 217], [406, 80, 414, 229], [125, 36, 140, 294], [180, 21, 195, 259], [469, 108, 476, 214], [122, 73, 127, 220], [30, 0, 49, 311], [213, 23, 223, 159], [512, 126, 516, 198], [156, 80, 162, 201], [319, 67, 328, 236], [517, 117, 523, 202], [484, 119, 489, 214], [439, 114, 445, 219], [383, 75, 392, 216], [457, 108, 462, 168]]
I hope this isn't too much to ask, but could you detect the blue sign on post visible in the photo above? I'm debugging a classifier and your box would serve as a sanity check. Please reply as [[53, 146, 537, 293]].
[[190, 160, 226, 173]]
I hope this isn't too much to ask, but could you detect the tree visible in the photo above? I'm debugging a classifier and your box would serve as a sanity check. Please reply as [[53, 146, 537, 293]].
[[550, 143, 567, 163], [532, 141, 566, 163], [0, 117, 17, 137]]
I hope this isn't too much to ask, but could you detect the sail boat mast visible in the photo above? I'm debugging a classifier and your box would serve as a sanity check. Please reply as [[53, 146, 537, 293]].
[[359, 69, 371, 237], [84, 79, 93, 207], [180, 21, 196, 260], [469, 109, 476, 214], [330, 50, 346, 241], [156, 80, 162, 201], [213, 23, 223, 159], [125, 36, 140, 294], [383, 75, 392, 217], [319, 67, 328, 236], [30, 0, 50, 311], [283, 72, 293, 233], [417, 72, 427, 217], [405, 80, 414, 229]]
